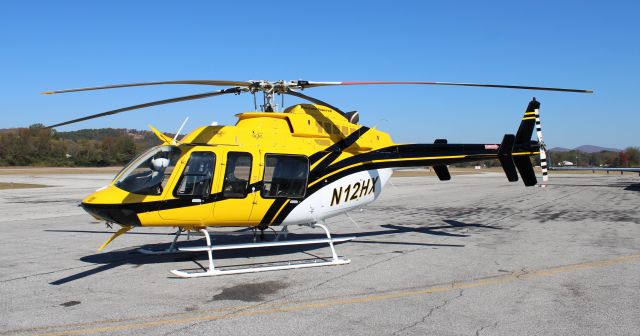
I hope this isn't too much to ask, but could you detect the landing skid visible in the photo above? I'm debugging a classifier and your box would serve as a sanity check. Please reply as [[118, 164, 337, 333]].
[[170, 223, 354, 278]]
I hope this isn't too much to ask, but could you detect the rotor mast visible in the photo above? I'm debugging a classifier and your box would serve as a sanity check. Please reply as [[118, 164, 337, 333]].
[[250, 80, 292, 112]]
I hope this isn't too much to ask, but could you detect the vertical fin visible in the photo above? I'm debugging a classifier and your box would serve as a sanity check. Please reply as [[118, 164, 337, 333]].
[[515, 98, 540, 144], [511, 98, 540, 186], [513, 156, 537, 186]]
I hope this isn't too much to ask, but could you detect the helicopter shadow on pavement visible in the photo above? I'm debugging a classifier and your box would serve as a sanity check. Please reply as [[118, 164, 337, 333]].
[[49, 219, 496, 285], [625, 183, 640, 191], [381, 219, 501, 238], [48, 234, 354, 286]]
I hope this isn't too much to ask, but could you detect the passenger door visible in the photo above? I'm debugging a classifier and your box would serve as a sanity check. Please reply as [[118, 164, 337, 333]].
[[212, 151, 254, 224], [249, 154, 309, 225]]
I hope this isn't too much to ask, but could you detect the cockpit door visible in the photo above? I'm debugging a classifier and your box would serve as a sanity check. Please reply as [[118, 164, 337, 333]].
[[159, 151, 216, 222]]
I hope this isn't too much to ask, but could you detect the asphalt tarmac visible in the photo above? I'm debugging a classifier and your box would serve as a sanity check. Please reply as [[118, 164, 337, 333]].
[[1, 171, 639, 336]]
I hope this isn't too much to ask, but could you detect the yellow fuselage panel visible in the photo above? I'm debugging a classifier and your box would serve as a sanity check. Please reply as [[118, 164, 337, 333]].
[[82, 185, 160, 205], [82, 104, 396, 228]]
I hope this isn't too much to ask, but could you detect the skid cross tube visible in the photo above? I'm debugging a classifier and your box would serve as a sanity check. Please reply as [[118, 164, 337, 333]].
[[138, 228, 183, 255], [170, 223, 354, 278]]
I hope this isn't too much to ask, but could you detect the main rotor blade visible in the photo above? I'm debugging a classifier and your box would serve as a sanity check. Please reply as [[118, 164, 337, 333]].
[[47, 87, 242, 128], [298, 81, 593, 93], [42, 80, 252, 95], [285, 89, 346, 116]]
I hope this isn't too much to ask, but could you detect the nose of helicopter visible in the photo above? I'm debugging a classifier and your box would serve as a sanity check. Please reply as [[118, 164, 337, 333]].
[[81, 186, 142, 227]]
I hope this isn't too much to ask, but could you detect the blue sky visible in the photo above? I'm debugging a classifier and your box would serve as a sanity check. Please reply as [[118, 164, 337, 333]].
[[1, 1, 638, 148]]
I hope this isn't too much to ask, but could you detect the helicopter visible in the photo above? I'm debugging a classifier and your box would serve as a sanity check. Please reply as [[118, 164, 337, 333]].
[[43, 80, 592, 277]]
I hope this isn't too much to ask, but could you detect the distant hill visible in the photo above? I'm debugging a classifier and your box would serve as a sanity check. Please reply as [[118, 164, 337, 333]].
[[549, 145, 621, 153], [574, 145, 621, 153]]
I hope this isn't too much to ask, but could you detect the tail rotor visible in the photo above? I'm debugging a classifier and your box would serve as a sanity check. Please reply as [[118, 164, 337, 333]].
[[533, 99, 549, 183]]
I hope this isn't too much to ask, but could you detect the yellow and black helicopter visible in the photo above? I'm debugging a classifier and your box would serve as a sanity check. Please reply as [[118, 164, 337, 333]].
[[44, 80, 592, 277]]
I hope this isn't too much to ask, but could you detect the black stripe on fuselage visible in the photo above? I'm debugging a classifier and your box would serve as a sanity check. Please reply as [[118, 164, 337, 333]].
[[319, 143, 497, 176], [267, 144, 514, 226], [84, 181, 263, 214], [267, 138, 537, 225], [261, 126, 371, 227]]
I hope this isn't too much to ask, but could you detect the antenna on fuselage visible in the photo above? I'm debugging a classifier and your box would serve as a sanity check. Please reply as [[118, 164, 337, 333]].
[[172, 117, 189, 145]]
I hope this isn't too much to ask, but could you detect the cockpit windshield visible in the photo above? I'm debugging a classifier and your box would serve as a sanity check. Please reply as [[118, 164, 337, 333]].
[[114, 145, 181, 195]]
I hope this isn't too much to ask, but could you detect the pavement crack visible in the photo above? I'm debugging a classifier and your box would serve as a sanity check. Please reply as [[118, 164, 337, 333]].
[[391, 288, 464, 335], [515, 267, 529, 279], [475, 321, 498, 336]]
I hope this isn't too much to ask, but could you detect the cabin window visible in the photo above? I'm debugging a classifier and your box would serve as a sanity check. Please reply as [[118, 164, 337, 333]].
[[174, 152, 216, 198], [261, 154, 309, 199], [222, 152, 252, 198], [114, 145, 181, 195]]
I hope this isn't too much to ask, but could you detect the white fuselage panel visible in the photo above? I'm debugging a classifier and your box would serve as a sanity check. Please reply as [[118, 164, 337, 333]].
[[283, 168, 393, 225]]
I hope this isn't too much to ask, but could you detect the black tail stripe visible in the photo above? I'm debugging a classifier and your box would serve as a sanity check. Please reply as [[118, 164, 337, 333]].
[[315, 144, 498, 183]]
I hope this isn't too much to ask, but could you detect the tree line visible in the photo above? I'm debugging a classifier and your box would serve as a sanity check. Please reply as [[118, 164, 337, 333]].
[[0, 124, 638, 168], [548, 148, 640, 167], [0, 124, 160, 166], [454, 147, 640, 168]]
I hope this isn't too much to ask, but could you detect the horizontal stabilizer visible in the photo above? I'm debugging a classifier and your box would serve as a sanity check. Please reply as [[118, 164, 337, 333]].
[[432, 139, 451, 180]]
